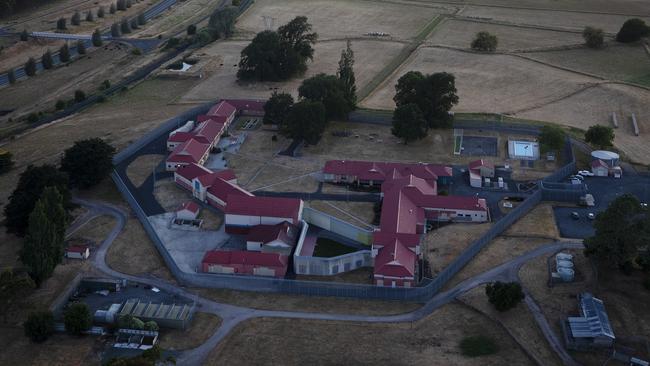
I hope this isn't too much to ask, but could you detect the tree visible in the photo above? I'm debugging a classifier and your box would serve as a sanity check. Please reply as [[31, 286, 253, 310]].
[[616, 18, 650, 43], [119, 314, 145, 330], [585, 125, 614, 149], [337, 39, 356, 111], [4, 164, 70, 236], [0, 269, 34, 323], [0, 150, 14, 174], [25, 57, 37, 76], [64, 302, 92, 335], [86, 10, 94, 22], [137, 13, 146, 26], [111, 23, 120, 37], [208, 6, 238, 39], [538, 125, 565, 153], [77, 39, 87, 54], [59, 43, 70, 63], [187, 24, 196, 36], [280, 100, 327, 145], [471, 31, 498, 52], [39, 186, 68, 262], [74, 89, 86, 102], [583, 26, 604, 48], [41, 50, 53, 70], [130, 18, 138, 30], [263, 92, 294, 125], [110, 3, 116, 14], [7, 68, 16, 84], [393, 71, 459, 129], [97, 6, 105, 18], [100, 79, 111, 90], [71, 11, 81, 26], [585, 194, 647, 268], [60, 138, 116, 188], [392, 103, 428, 144], [20, 29, 28, 41], [277, 15, 317, 77], [485, 281, 525, 311], [24, 311, 54, 342], [238, 30, 283, 81], [143, 321, 159, 331], [21, 201, 59, 285], [120, 18, 131, 34], [298, 74, 351, 120], [57, 17, 66, 30], [92, 29, 103, 46], [116, 0, 126, 11], [55, 99, 66, 110]]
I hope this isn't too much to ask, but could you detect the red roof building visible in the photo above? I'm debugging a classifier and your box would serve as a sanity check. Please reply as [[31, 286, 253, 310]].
[[206, 101, 237, 127], [65, 245, 90, 260], [468, 159, 495, 188], [373, 239, 417, 287], [245, 221, 298, 254], [174, 163, 213, 190], [323, 160, 453, 186], [166, 138, 210, 171], [191, 120, 225, 147], [176, 201, 201, 220], [206, 177, 253, 209], [225, 195, 304, 234], [201, 250, 289, 277]]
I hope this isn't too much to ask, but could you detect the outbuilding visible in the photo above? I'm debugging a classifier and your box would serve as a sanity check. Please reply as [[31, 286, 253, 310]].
[[591, 159, 609, 177], [65, 245, 90, 259], [468, 159, 495, 188], [176, 201, 200, 220]]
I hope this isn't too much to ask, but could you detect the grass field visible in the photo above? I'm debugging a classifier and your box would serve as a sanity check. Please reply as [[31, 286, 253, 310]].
[[313, 238, 358, 257], [424, 223, 493, 276], [158, 312, 222, 351], [126, 154, 164, 187]]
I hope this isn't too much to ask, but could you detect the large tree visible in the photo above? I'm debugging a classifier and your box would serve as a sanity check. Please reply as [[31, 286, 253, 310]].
[[538, 125, 565, 153], [337, 39, 356, 111], [392, 103, 428, 144], [64, 302, 92, 335], [24, 57, 37, 76], [237, 30, 283, 81], [208, 6, 238, 39], [393, 71, 459, 129], [616, 18, 650, 43], [277, 16, 318, 77], [40, 187, 68, 261], [280, 100, 327, 145], [4, 164, 70, 236], [583, 26, 605, 49], [471, 31, 498, 52], [60, 138, 116, 189], [263, 92, 294, 125], [298, 73, 350, 120], [485, 281, 525, 312], [0, 268, 34, 323], [20, 200, 59, 286], [585, 125, 614, 149], [585, 194, 648, 268]]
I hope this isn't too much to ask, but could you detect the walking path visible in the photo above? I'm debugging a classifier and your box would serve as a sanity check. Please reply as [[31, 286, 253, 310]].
[[73, 197, 583, 365]]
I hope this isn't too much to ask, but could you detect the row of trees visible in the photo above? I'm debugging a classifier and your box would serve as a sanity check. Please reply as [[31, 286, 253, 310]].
[[262, 40, 357, 144], [110, 15, 147, 37], [55, 0, 140, 31]]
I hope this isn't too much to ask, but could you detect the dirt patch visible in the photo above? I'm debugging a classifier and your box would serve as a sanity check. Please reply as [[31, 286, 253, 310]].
[[295, 266, 374, 284], [424, 222, 493, 275], [126, 154, 164, 187], [207, 303, 533, 366], [428, 19, 584, 51], [199, 209, 223, 230], [361, 47, 597, 113], [158, 312, 222, 351], [503, 203, 560, 239], [306, 200, 376, 228], [196, 287, 421, 316]]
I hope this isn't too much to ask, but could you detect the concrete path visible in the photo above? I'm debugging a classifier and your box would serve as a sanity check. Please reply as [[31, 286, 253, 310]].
[[73, 197, 582, 365]]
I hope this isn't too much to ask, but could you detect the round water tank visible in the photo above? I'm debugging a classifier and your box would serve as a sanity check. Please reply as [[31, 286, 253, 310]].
[[591, 150, 620, 167], [557, 259, 574, 268], [558, 267, 575, 282], [555, 253, 573, 261]]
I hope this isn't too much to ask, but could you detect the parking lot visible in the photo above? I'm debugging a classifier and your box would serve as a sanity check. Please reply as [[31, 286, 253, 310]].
[[553, 175, 650, 238]]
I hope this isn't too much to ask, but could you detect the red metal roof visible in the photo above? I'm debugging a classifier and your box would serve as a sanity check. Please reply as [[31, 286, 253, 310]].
[[246, 222, 297, 246], [223, 99, 265, 112], [323, 160, 452, 182], [225, 195, 302, 222], [167, 132, 194, 143], [192, 120, 224, 145], [468, 159, 494, 170], [207, 178, 253, 202], [178, 201, 200, 214], [373, 239, 416, 278], [167, 138, 210, 165], [214, 169, 237, 182], [207, 101, 236, 118], [202, 250, 288, 267], [175, 163, 213, 182], [66, 245, 89, 253]]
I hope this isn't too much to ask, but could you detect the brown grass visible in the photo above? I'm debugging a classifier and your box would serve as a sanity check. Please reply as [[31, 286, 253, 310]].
[[68, 214, 117, 244], [295, 267, 374, 285], [153, 177, 193, 212], [424, 222, 493, 276], [196, 288, 421, 316], [306, 200, 376, 228], [207, 303, 533, 366], [126, 154, 164, 187], [503, 203, 560, 239], [199, 209, 223, 231], [158, 312, 222, 351]]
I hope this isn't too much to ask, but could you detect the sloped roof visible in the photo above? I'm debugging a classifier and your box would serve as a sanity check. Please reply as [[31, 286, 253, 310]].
[[175, 163, 213, 182], [225, 195, 302, 221], [178, 201, 200, 214], [374, 239, 416, 278], [167, 138, 210, 164], [246, 221, 298, 246], [468, 159, 494, 170], [167, 132, 194, 144], [207, 101, 236, 118], [202, 250, 288, 267], [323, 160, 452, 182], [569, 293, 615, 339], [66, 245, 89, 253], [192, 120, 224, 145], [207, 178, 253, 202]]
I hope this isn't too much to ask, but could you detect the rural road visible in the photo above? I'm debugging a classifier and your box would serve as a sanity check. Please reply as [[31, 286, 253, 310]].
[[72, 197, 582, 365]]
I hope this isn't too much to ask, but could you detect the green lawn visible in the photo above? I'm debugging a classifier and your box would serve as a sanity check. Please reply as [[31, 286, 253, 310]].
[[313, 238, 358, 258]]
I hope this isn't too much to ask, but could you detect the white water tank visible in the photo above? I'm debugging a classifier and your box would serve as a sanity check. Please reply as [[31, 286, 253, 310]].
[[557, 259, 574, 269], [558, 267, 575, 282], [556, 253, 573, 261]]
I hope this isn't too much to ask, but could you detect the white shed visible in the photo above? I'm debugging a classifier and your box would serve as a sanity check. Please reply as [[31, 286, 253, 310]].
[[176, 201, 201, 220], [65, 245, 90, 259]]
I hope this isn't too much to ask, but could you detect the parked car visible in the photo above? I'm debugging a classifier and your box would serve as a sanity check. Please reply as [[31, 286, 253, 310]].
[[571, 211, 580, 220], [503, 196, 525, 202], [587, 213, 595, 220], [578, 170, 594, 177], [641, 203, 648, 208], [569, 175, 584, 181]]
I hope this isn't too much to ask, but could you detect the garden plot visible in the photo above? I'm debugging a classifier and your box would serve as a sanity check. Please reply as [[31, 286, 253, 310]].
[[361, 47, 597, 113], [459, 5, 650, 33], [236, 0, 448, 41], [427, 19, 584, 51], [521, 44, 650, 86], [181, 39, 406, 103], [518, 82, 650, 163]]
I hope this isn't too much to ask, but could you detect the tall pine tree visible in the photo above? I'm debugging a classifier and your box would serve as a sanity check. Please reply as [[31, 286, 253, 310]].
[[39, 187, 68, 262], [20, 201, 59, 286], [337, 39, 356, 110]]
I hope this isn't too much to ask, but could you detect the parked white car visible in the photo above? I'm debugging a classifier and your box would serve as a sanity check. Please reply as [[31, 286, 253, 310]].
[[569, 175, 584, 181], [578, 170, 594, 177]]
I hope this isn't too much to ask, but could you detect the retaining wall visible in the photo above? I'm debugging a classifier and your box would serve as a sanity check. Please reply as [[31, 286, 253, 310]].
[[302, 207, 373, 245]]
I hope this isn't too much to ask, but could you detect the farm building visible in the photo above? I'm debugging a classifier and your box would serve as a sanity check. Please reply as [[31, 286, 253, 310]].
[[167, 119, 225, 151], [176, 201, 200, 220], [564, 293, 615, 350], [245, 221, 299, 255], [174, 163, 214, 190], [119, 298, 194, 329], [468, 159, 495, 188], [201, 250, 289, 277], [65, 245, 90, 259], [508, 139, 540, 160], [165, 138, 210, 171], [323, 160, 453, 186], [225, 195, 304, 234], [591, 160, 609, 177]]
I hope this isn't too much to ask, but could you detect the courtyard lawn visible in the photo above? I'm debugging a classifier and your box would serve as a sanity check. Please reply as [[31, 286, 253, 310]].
[[313, 238, 357, 258]]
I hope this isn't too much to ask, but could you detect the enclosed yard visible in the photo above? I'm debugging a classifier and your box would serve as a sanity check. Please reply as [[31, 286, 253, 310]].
[[313, 238, 358, 258]]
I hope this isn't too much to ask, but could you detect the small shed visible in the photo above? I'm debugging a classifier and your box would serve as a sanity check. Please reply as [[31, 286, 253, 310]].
[[591, 160, 609, 177], [176, 201, 200, 220], [468, 160, 495, 188], [65, 245, 90, 260]]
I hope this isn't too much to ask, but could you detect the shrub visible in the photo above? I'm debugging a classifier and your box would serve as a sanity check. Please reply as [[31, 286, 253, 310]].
[[100, 79, 111, 90], [271, 135, 277, 141], [24, 311, 55, 342], [59, 43, 70, 63], [187, 24, 197, 36], [27, 113, 39, 123], [41, 50, 54, 69], [143, 321, 159, 331], [109, 3, 116, 14], [111, 23, 120, 37], [460, 335, 499, 357], [137, 13, 146, 26], [56, 17, 66, 30], [131, 47, 142, 55], [485, 281, 524, 311], [97, 6, 105, 18], [74, 90, 86, 103], [616, 18, 650, 43], [583, 26, 604, 48], [20, 29, 28, 41], [120, 18, 131, 34], [55, 99, 66, 110], [71, 11, 81, 26], [64, 302, 92, 335], [24, 57, 37, 76], [86, 10, 94, 22], [163, 37, 180, 50], [471, 31, 498, 52], [118, 314, 144, 330], [7, 68, 16, 84]]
